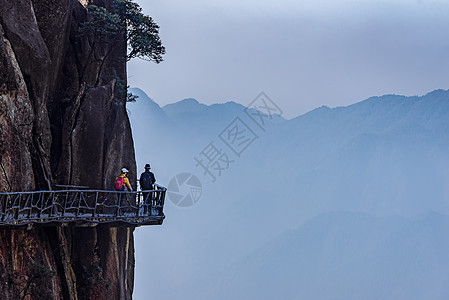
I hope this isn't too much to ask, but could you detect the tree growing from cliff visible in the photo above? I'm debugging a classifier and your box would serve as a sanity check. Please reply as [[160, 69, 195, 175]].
[[78, 0, 165, 101], [79, 0, 165, 63], [112, 0, 165, 62]]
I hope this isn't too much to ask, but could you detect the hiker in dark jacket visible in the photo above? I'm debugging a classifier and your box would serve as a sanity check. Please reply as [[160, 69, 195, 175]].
[[140, 164, 156, 213]]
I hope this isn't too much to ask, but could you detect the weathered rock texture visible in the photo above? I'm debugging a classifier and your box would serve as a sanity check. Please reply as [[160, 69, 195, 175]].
[[0, 0, 136, 299]]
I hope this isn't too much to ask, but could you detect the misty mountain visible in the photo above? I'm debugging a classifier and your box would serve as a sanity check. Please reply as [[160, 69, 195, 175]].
[[128, 89, 449, 299], [130, 87, 286, 141]]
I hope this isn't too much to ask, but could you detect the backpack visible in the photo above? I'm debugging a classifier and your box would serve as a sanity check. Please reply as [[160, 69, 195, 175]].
[[115, 176, 125, 191], [140, 172, 153, 190]]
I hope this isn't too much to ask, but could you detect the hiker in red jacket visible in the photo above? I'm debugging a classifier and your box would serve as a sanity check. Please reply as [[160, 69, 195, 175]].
[[115, 168, 133, 191], [115, 167, 133, 214]]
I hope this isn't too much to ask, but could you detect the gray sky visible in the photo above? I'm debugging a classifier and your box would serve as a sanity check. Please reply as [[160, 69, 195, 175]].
[[128, 0, 449, 118]]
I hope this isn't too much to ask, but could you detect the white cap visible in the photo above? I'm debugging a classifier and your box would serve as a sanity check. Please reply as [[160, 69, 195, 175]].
[[121, 168, 129, 173]]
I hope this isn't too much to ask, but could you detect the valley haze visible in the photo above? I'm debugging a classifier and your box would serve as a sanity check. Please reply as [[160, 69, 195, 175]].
[[129, 88, 449, 300]]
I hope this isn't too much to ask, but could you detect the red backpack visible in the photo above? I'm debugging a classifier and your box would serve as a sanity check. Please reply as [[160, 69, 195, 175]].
[[115, 176, 125, 191]]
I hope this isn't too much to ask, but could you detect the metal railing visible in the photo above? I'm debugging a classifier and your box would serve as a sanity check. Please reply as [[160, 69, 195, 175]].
[[0, 184, 166, 227]]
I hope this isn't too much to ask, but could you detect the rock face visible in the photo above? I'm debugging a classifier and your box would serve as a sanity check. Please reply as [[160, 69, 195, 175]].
[[0, 0, 136, 299]]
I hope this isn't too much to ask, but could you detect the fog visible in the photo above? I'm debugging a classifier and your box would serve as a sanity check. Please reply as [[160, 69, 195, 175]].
[[128, 88, 449, 299]]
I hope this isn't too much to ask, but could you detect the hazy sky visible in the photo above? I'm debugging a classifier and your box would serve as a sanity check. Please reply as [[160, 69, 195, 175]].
[[128, 0, 449, 118]]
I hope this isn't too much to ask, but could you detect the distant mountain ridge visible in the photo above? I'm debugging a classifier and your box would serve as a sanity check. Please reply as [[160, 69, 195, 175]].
[[129, 87, 285, 138], [132, 87, 449, 129], [163, 98, 207, 117]]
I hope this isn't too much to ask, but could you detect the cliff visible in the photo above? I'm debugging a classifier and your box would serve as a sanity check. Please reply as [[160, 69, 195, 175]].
[[0, 0, 136, 299]]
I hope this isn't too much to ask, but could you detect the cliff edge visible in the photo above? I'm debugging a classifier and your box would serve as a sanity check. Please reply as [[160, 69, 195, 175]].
[[0, 0, 136, 299]]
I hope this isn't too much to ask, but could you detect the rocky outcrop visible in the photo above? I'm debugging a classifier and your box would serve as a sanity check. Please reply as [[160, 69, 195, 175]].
[[0, 23, 35, 192], [0, 0, 136, 299]]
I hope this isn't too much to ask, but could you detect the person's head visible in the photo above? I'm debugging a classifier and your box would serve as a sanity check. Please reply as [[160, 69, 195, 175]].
[[121, 167, 129, 175], [145, 163, 151, 170]]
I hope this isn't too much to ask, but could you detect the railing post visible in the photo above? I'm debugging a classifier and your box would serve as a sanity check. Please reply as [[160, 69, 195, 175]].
[[37, 193, 42, 218], [149, 190, 155, 216], [27, 194, 32, 218], [136, 191, 140, 217], [116, 192, 121, 217], [92, 191, 98, 217], [76, 191, 80, 217], [49, 192, 54, 217], [62, 191, 68, 217], [14, 194, 20, 220], [160, 190, 166, 216]]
